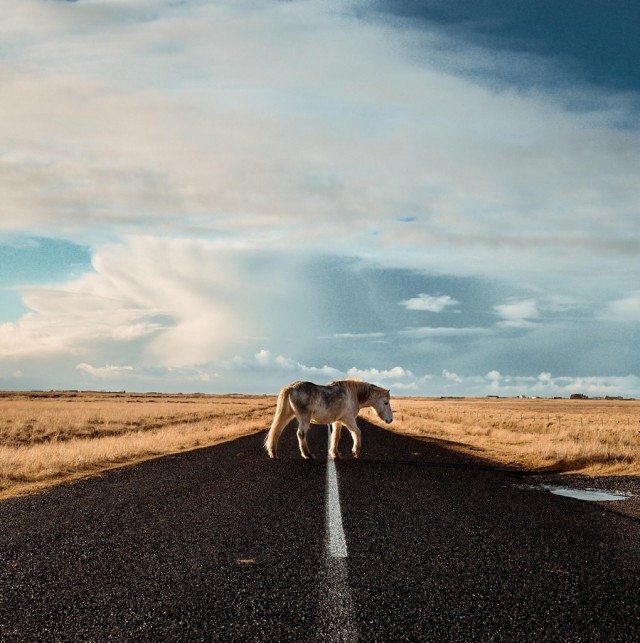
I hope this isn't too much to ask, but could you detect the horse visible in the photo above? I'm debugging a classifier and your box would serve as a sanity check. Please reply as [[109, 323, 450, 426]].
[[264, 379, 393, 460]]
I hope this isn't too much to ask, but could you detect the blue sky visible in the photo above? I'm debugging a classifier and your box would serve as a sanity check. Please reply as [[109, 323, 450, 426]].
[[1, 0, 639, 397]]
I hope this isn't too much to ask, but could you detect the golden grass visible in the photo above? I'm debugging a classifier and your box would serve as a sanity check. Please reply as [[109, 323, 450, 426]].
[[365, 397, 640, 476], [2, 392, 639, 500], [0, 391, 274, 499]]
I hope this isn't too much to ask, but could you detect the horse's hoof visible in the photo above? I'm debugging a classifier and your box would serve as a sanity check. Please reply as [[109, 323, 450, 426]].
[[329, 452, 341, 460]]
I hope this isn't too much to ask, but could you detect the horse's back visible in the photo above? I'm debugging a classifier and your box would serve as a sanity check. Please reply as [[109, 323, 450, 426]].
[[289, 380, 319, 395], [290, 380, 345, 401], [288, 380, 354, 423]]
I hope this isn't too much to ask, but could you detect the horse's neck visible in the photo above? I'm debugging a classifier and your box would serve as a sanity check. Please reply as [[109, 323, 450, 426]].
[[343, 380, 372, 407], [357, 392, 373, 409]]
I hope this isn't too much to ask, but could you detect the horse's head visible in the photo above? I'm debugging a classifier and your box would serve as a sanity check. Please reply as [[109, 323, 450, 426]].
[[371, 386, 393, 424]]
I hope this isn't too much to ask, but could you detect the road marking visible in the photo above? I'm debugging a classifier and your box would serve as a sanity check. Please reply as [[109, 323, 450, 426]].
[[320, 558, 359, 642], [319, 426, 359, 641], [326, 443, 348, 558]]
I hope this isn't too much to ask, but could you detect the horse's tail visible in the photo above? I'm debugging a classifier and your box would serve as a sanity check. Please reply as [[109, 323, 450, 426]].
[[264, 384, 295, 458]]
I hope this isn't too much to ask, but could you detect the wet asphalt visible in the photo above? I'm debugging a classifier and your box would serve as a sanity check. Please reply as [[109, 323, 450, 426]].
[[1, 422, 639, 642]]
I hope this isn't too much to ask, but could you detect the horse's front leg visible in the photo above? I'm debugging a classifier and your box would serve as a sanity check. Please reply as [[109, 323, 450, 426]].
[[296, 417, 314, 459], [329, 422, 342, 459], [343, 418, 361, 459]]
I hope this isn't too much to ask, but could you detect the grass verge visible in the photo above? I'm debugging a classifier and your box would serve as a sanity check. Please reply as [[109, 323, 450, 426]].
[[367, 397, 640, 476], [3, 393, 639, 501], [0, 392, 273, 500]]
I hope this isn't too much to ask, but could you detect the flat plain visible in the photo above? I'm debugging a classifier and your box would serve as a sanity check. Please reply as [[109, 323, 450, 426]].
[[374, 396, 640, 475], [1, 391, 639, 500], [0, 391, 273, 500]]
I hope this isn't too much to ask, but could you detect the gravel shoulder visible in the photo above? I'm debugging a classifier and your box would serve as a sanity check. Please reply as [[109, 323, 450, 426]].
[[526, 472, 640, 520]]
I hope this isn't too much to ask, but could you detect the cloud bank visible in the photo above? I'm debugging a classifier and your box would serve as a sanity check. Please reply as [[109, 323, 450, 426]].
[[1, 1, 639, 395]]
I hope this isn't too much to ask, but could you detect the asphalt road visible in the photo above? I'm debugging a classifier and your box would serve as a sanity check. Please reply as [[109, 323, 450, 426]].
[[1, 421, 639, 642]]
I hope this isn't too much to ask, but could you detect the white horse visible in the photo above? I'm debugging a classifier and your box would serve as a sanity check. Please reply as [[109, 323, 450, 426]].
[[264, 379, 393, 460]]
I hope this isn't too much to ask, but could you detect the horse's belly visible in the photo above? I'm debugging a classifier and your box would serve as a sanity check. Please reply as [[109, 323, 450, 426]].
[[311, 404, 350, 424], [311, 412, 337, 424]]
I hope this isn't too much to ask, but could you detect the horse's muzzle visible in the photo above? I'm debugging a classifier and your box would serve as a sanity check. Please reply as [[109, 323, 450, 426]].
[[385, 418, 392, 424]]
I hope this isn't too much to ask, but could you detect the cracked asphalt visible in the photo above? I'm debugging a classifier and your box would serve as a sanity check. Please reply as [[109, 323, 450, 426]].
[[1, 422, 639, 641]]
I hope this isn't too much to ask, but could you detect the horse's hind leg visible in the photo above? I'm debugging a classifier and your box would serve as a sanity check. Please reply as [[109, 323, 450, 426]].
[[328, 422, 343, 459], [296, 416, 314, 459]]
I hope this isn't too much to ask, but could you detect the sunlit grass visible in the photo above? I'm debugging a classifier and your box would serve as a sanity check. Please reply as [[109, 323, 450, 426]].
[[366, 397, 640, 475], [2, 392, 638, 500], [0, 392, 273, 499]]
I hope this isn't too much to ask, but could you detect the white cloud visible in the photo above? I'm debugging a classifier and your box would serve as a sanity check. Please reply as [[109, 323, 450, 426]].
[[606, 293, 640, 322], [0, 304, 165, 359], [0, 0, 638, 293], [494, 300, 539, 328], [254, 349, 272, 367], [228, 350, 342, 380], [76, 362, 213, 382], [389, 382, 419, 391], [400, 293, 459, 313], [0, 237, 243, 365], [442, 369, 463, 383], [226, 351, 414, 386], [430, 371, 640, 399], [0, 1, 639, 395], [558, 375, 638, 395], [538, 372, 553, 384], [400, 326, 491, 338], [1, 370, 25, 379], [330, 332, 386, 339], [394, 369, 639, 399], [76, 363, 134, 379], [346, 366, 413, 381]]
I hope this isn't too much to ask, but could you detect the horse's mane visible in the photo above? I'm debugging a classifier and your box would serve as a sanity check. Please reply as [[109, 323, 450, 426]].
[[329, 379, 374, 404]]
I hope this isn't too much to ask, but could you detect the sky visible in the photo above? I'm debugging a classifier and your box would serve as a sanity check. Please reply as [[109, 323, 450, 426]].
[[1, 0, 639, 398]]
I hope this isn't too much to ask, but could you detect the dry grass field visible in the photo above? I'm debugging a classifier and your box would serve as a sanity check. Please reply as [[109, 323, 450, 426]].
[[0, 391, 273, 500], [1, 392, 639, 500], [366, 397, 640, 476]]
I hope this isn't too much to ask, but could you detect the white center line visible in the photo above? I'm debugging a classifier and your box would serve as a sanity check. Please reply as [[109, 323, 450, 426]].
[[326, 443, 348, 558], [320, 426, 359, 641]]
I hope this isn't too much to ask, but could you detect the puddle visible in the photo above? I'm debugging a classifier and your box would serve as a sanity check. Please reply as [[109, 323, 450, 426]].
[[543, 485, 632, 502]]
